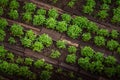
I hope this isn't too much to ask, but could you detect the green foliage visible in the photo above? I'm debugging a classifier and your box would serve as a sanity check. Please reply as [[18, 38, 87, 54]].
[[9, 0, 20, 9], [56, 21, 67, 32], [36, 8, 46, 15], [25, 30, 36, 41], [111, 30, 119, 39], [21, 37, 32, 47], [0, 7, 3, 16], [23, 2, 36, 12], [6, 53, 14, 62], [87, 21, 98, 33], [10, 24, 24, 37], [104, 67, 116, 77], [34, 59, 45, 68], [50, 50, 61, 59], [66, 54, 76, 64], [8, 37, 16, 44], [116, 65, 120, 76], [38, 34, 53, 47], [104, 56, 116, 66], [48, 9, 59, 19], [33, 15, 45, 26], [94, 36, 106, 46], [78, 57, 90, 71], [97, 10, 108, 19], [67, 25, 82, 39], [0, 29, 6, 41], [61, 13, 72, 23], [101, 0, 111, 4], [40, 70, 52, 80], [116, 0, 120, 5], [68, 46, 77, 54], [32, 41, 44, 52], [100, 4, 110, 10], [46, 18, 57, 29], [82, 33, 92, 41], [0, 18, 8, 30], [107, 39, 119, 51], [56, 40, 66, 49], [81, 46, 94, 58], [22, 12, 32, 23], [8, 9, 19, 20], [45, 63, 53, 70], [24, 58, 33, 66], [117, 47, 120, 54], [0, 0, 9, 7], [97, 29, 109, 37], [52, 0, 58, 3], [16, 56, 24, 64], [67, 0, 76, 8], [93, 52, 104, 62], [0, 46, 7, 58]]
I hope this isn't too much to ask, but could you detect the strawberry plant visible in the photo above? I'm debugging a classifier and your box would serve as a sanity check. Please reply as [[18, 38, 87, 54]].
[[50, 50, 61, 59], [34, 59, 45, 68], [67, 0, 76, 8], [94, 36, 106, 46], [0, 46, 7, 59], [6, 52, 14, 62], [25, 30, 36, 41], [8, 37, 16, 44], [0, 18, 8, 30], [97, 28, 109, 37], [10, 24, 24, 37], [68, 46, 77, 54], [56, 40, 66, 49], [46, 18, 57, 29], [45, 63, 53, 70], [38, 34, 53, 47], [101, 0, 111, 4], [40, 70, 52, 80], [24, 58, 33, 66], [0, 7, 3, 16], [56, 21, 67, 32], [66, 54, 77, 64], [23, 2, 36, 12], [0, 0, 9, 7], [104, 67, 116, 77], [82, 33, 92, 41], [32, 41, 44, 52], [16, 56, 24, 64], [33, 15, 46, 26], [22, 12, 32, 23], [116, 0, 120, 5], [111, 30, 119, 39], [21, 37, 32, 47], [104, 56, 116, 66], [67, 25, 82, 39], [97, 10, 108, 19], [8, 9, 19, 20], [48, 8, 59, 19], [0, 29, 6, 42], [93, 52, 104, 62], [117, 47, 120, 54], [87, 21, 98, 33], [116, 65, 120, 77], [81, 46, 94, 58], [100, 4, 110, 10], [61, 13, 72, 23], [107, 39, 119, 51], [36, 8, 46, 15], [9, 0, 20, 9]]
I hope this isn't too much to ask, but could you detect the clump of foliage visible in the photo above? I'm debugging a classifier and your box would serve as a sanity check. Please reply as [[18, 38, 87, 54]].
[[104, 67, 116, 77], [8, 9, 19, 20], [0, 18, 8, 30], [10, 24, 24, 37], [46, 18, 57, 29], [50, 50, 61, 59], [8, 37, 16, 44], [16, 56, 24, 64], [68, 46, 77, 54], [56, 40, 66, 49], [33, 15, 45, 26], [67, 25, 82, 39], [61, 13, 72, 23], [40, 70, 52, 80], [66, 54, 77, 64], [82, 33, 92, 41], [0, 0, 9, 7], [87, 21, 98, 33], [6, 52, 14, 62], [100, 4, 110, 10], [34, 59, 45, 68], [0, 29, 6, 42], [117, 47, 120, 54], [36, 8, 46, 15], [21, 37, 32, 47], [97, 10, 108, 19], [9, 0, 20, 9], [93, 52, 104, 62], [0, 7, 3, 16], [104, 56, 116, 66], [44, 63, 53, 70], [0, 46, 7, 58], [23, 2, 36, 12], [32, 41, 44, 52], [110, 30, 119, 39], [101, 0, 111, 4], [38, 34, 53, 47], [24, 58, 33, 66], [25, 30, 36, 41], [56, 21, 67, 32], [67, 0, 76, 8], [22, 12, 32, 23], [81, 46, 94, 58], [94, 36, 106, 46], [48, 8, 59, 19], [107, 39, 119, 51], [97, 29, 109, 37]]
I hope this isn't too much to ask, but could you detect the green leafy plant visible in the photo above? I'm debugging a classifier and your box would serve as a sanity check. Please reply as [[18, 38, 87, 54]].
[[25, 30, 36, 41], [104, 56, 116, 66], [111, 30, 119, 39], [107, 39, 119, 51], [8, 37, 16, 44], [66, 54, 76, 64], [67, 25, 82, 39], [44, 63, 53, 70], [38, 34, 53, 47], [48, 8, 59, 19], [87, 21, 98, 33], [82, 33, 92, 41], [52, 0, 58, 3], [0, 7, 3, 16], [67, 0, 76, 8], [56, 40, 66, 49], [61, 13, 72, 23], [34, 59, 45, 68], [116, 65, 120, 77], [97, 29, 109, 37], [93, 52, 104, 62], [40, 70, 52, 80], [22, 12, 32, 23], [50, 50, 61, 59], [101, 0, 111, 4], [8, 9, 19, 20], [0, 29, 6, 42], [36, 8, 46, 15], [16, 56, 24, 64], [33, 15, 46, 26], [81, 46, 94, 58], [94, 36, 106, 46], [0, 0, 9, 7], [24, 58, 33, 66], [0, 46, 7, 59], [23, 2, 36, 12], [46, 18, 57, 29], [56, 21, 67, 32], [100, 4, 110, 10], [68, 46, 77, 54], [0, 18, 8, 30], [104, 67, 116, 77], [32, 41, 44, 52], [97, 10, 108, 19], [6, 53, 14, 62], [117, 47, 120, 54], [21, 37, 32, 47], [9, 0, 20, 9], [10, 24, 24, 37]]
